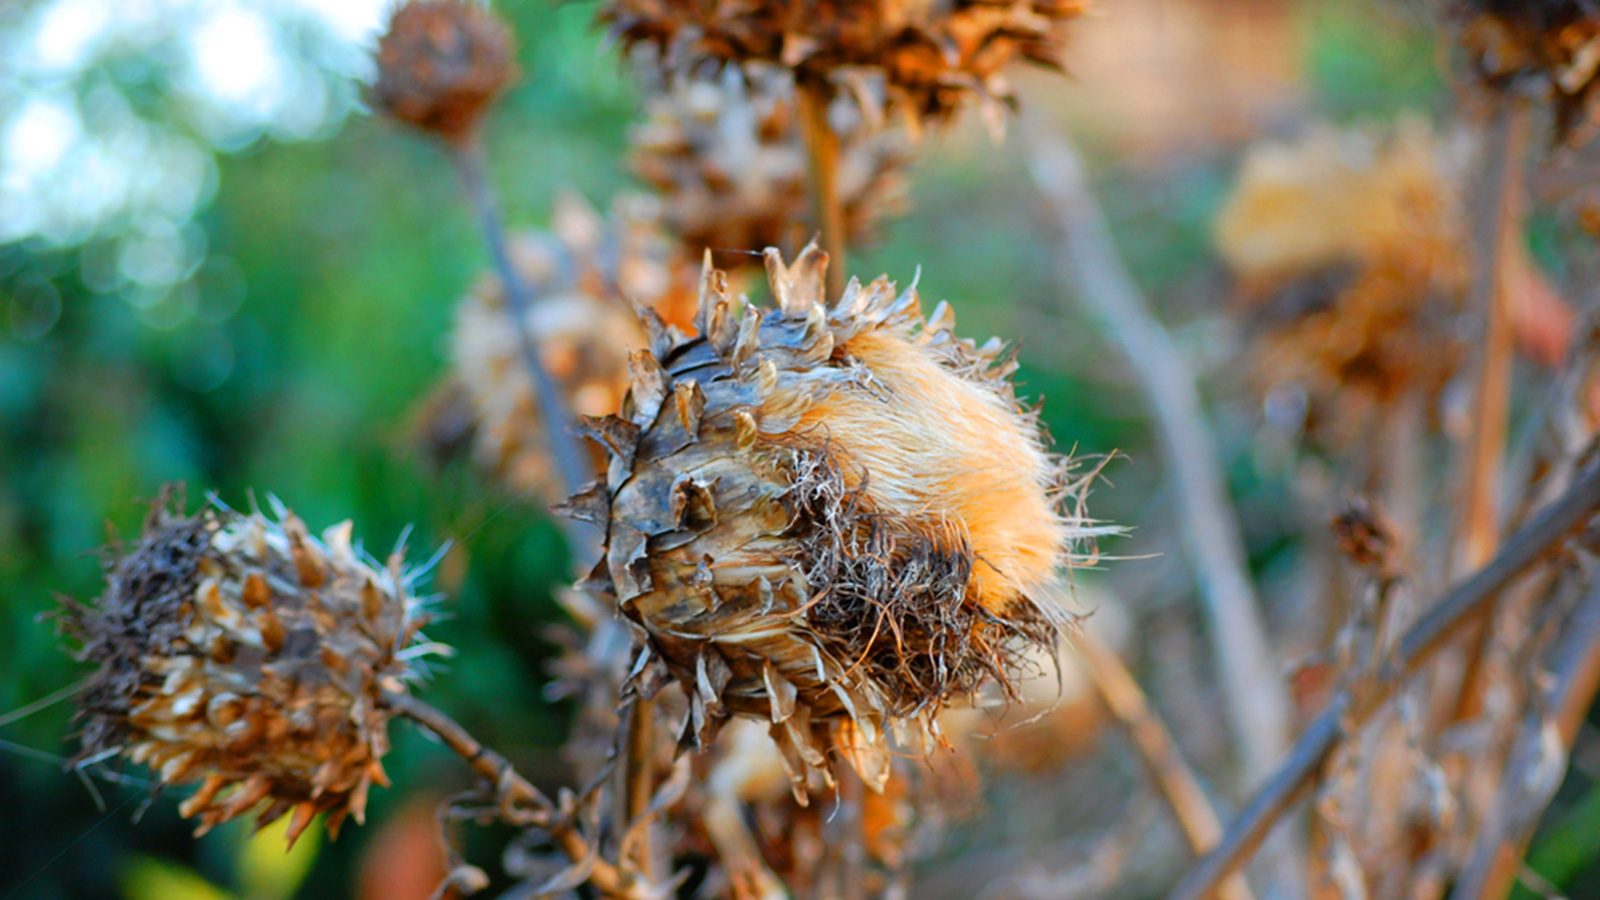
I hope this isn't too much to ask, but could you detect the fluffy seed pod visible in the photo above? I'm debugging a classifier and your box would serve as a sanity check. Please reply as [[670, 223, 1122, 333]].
[[631, 63, 910, 257], [565, 243, 1096, 797], [58, 488, 438, 845], [427, 195, 700, 502], [1457, 0, 1600, 140], [372, 0, 518, 143], [1214, 122, 1470, 443], [600, 0, 1089, 132]]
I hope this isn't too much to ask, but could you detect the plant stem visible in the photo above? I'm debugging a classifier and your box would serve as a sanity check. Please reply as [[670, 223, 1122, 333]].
[[1025, 128, 1291, 789], [450, 138, 601, 555], [1075, 630, 1256, 900], [1163, 458, 1600, 900], [383, 691, 646, 899], [797, 78, 846, 299], [1448, 582, 1600, 900], [619, 696, 659, 880]]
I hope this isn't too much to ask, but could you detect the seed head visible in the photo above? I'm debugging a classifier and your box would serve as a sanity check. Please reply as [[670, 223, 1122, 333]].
[[57, 487, 439, 845], [566, 243, 1099, 796], [1215, 122, 1468, 442], [600, 0, 1089, 133], [1456, 0, 1600, 140], [631, 63, 910, 258], [372, 0, 519, 144]]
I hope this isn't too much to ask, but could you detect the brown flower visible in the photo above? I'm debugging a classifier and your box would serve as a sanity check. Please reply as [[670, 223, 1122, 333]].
[[372, 0, 519, 143], [601, 0, 1089, 132], [1457, 0, 1600, 139], [1215, 121, 1469, 443], [631, 62, 910, 257], [58, 488, 439, 845], [565, 243, 1100, 797]]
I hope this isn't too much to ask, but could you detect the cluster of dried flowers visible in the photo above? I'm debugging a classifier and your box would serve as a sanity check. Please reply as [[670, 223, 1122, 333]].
[[55, 0, 1098, 895]]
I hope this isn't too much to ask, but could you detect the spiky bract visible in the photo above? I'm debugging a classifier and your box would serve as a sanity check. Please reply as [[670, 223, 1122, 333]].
[[59, 489, 436, 845], [371, 0, 518, 143], [601, 0, 1088, 132], [631, 63, 909, 257], [567, 243, 1094, 797]]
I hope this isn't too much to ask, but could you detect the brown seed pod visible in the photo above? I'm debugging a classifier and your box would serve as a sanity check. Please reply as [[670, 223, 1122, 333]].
[[427, 195, 700, 503], [565, 243, 1100, 798], [1456, 0, 1600, 140], [1214, 121, 1469, 444], [600, 0, 1089, 132], [372, 0, 519, 144], [631, 63, 911, 257], [57, 487, 439, 845]]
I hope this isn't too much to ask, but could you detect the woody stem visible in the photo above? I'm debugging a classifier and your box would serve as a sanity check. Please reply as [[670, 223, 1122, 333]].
[[797, 78, 847, 299]]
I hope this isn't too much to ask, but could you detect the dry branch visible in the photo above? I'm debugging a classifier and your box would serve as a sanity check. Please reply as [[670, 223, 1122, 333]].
[[1074, 630, 1255, 900], [1164, 459, 1600, 900], [1449, 580, 1600, 900], [1025, 128, 1292, 788], [451, 140, 600, 557], [382, 691, 654, 900]]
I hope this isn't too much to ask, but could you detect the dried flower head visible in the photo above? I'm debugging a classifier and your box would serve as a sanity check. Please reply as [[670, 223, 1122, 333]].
[[601, 0, 1089, 132], [1457, 0, 1600, 140], [631, 63, 910, 257], [565, 243, 1099, 797], [428, 195, 699, 502], [372, 0, 519, 143], [58, 488, 438, 845], [1214, 121, 1469, 442]]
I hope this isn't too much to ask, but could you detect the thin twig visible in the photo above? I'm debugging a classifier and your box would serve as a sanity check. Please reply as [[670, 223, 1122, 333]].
[[1165, 459, 1600, 900], [1453, 101, 1532, 734], [450, 138, 601, 558], [1449, 579, 1600, 900], [619, 695, 660, 880], [797, 78, 847, 299], [1074, 630, 1256, 900], [1025, 128, 1292, 785], [1458, 100, 1530, 576], [383, 691, 650, 900]]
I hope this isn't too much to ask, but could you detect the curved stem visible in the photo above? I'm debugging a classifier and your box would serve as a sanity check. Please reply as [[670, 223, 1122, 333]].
[[384, 691, 648, 899]]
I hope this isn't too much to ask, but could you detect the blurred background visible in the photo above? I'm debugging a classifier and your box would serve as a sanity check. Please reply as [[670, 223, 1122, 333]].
[[1, 0, 1597, 898]]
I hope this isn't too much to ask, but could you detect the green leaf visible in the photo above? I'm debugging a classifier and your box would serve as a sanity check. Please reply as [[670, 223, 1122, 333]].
[[120, 856, 234, 900]]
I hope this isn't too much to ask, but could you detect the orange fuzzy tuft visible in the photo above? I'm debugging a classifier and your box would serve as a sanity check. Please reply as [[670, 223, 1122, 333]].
[[791, 328, 1067, 614]]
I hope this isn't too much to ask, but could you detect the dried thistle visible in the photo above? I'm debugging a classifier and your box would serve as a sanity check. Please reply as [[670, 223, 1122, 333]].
[[57, 487, 439, 845], [1214, 121, 1469, 443], [427, 195, 700, 503], [372, 0, 519, 144], [600, 0, 1089, 133], [631, 63, 911, 257], [1456, 0, 1600, 140], [564, 242, 1100, 798]]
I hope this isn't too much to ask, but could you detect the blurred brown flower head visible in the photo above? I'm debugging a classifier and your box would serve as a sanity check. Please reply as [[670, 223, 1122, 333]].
[[58, 488, 439, 845], [565, 242, 1100, 797], [1215, 121, 1470, 442], [600, 0, 1089, 132], [372, 0, 519, 144], [1457, 0, 1600, 139], [419, 194, 700, 504], [631, 63, 911, 257]]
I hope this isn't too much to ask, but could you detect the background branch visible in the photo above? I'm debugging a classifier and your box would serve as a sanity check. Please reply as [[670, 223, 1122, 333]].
[[1025, 127, 1291, 796], [1164, 459, 1600, 900]]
